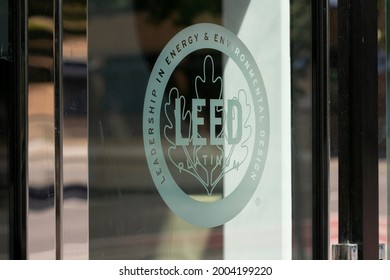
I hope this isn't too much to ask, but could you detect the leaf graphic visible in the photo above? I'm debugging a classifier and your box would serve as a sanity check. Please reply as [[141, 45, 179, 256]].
[[163, 55, 253, 196], [195, 55, 223, 100], [221, 89, 251, 184], [193, 55, 224, 194], [164, 87, 208, 188]]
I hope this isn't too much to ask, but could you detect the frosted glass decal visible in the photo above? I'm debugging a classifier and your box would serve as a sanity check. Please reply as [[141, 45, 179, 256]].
[[143, 23, 269, 228]]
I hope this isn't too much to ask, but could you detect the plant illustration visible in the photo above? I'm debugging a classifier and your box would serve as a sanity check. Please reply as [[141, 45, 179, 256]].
[[164, 55, 252, 195]]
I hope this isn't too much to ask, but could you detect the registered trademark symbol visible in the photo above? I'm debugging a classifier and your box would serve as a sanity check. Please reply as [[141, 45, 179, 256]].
[[255, 197, 261, 206]]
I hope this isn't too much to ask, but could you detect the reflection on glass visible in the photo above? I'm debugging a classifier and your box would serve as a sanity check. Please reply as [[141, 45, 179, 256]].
[[89, 0, 225, 260], [291, 0, 313, 259], [27, 2, 56, 259], [62, 0, 88, 259], [89, 0, 293, 259]]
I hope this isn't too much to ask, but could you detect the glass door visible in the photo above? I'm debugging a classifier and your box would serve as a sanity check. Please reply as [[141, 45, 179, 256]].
[[8, 0, 389, 260], [88, 0, 291, 259], [1, 0, 331, 260]]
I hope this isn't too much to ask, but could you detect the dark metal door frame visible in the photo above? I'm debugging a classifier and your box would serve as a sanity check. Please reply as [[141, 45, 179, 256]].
[[311, 0, 330, 260], [8, 0, 28, 260], [336, 0, 379, 260], [311, 0, 380, 260]]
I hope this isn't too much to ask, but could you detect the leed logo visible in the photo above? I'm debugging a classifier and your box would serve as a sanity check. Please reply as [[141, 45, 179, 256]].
[[143, 23, 269, 227], [164, 54, 251, 196]]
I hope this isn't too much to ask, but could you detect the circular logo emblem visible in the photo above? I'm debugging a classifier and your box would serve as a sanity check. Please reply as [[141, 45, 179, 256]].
[[143, 23, 269, 227]]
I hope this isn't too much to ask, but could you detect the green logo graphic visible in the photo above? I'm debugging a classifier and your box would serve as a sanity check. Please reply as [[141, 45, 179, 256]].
[[143, 23, 269, 227]]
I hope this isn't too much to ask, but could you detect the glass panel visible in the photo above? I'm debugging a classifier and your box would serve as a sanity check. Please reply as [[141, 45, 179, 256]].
[[89, 0, 291, 259], [290, 0, 313, 259]]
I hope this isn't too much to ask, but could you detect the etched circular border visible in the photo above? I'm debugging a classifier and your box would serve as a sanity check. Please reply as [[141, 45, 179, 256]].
[[143, 23, 269, 227]]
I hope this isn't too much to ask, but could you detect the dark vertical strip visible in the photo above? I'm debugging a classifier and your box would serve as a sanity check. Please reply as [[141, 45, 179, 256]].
[[54, 0, 63, 260], [0, 0, 11, 260], [338, 0, 378, 259], [311, 0, 329, 260], [9, 0, 28, 259], [337, 0, 351, 246]]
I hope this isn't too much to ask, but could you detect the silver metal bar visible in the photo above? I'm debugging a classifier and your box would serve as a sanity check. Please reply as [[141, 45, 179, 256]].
[[333, 244, 386, 260], [54, 0, 64, 260], [27, 0, 88, 259], [27, 1, 56, 259], [332, 244, 358, 260], [379, 244, 386, 260], [386, 0, 390, 262], [62, 0, 88, 259]]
